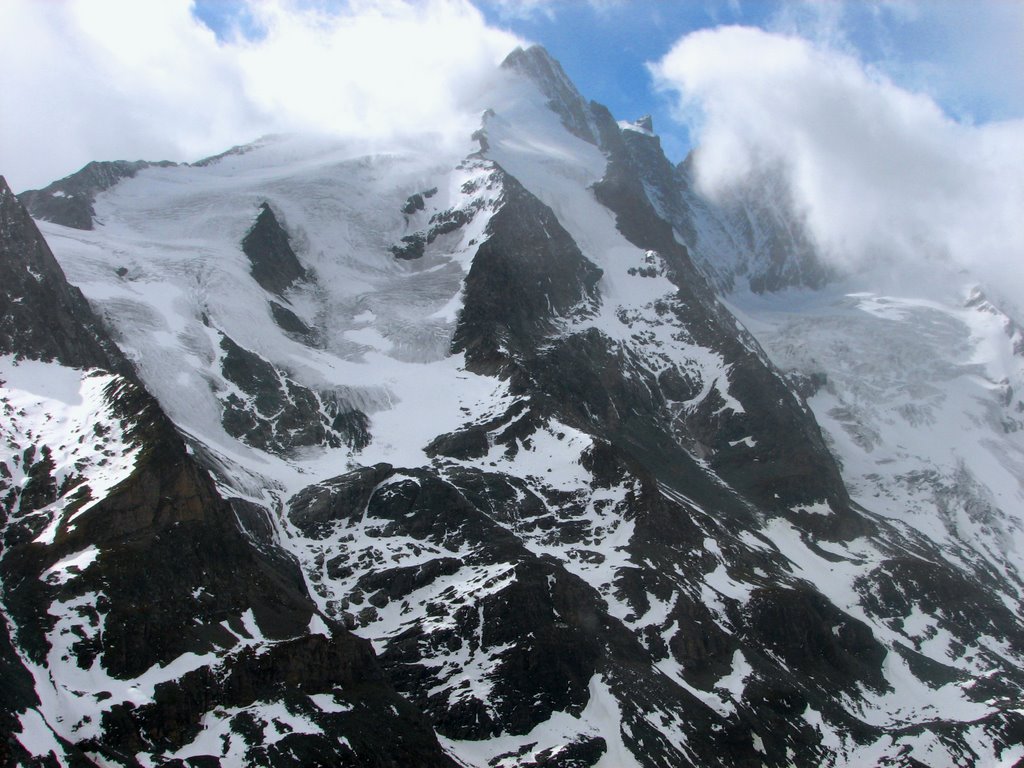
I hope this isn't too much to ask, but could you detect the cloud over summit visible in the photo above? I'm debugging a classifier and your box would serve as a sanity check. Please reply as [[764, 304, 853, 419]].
[[652, 25, 1024, 304], [0, 0, 521, 191]]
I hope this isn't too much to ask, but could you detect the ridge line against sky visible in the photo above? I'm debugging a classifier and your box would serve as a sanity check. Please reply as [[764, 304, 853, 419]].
[[475, 0, 1024, 162], [1, 0, 1022, 309], [0, 0, 1020, 192]]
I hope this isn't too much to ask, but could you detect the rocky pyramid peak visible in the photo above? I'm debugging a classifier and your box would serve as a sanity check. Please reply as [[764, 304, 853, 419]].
[[501, 44, 599, 144]]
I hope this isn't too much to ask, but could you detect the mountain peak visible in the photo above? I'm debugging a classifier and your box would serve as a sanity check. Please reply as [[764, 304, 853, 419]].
[[500, 43, 560, 73], [501, 45, 598, 144]]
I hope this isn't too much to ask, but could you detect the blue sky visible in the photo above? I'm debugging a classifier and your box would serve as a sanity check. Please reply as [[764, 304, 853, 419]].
[[188, 0, 1023, 165], [473, 0, 1023, 162]]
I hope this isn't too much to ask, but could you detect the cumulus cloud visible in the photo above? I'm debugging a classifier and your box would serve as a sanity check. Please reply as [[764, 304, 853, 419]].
[[768, 0, 1024, 124], [0, 0, 521, 191], [651, 26, 1024, 304]]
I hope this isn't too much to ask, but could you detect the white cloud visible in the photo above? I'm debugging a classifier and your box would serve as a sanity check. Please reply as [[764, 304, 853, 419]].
[[0, 0, 521, 191], [651, 26, 1024, 306], [767, 0, 1024, 123]]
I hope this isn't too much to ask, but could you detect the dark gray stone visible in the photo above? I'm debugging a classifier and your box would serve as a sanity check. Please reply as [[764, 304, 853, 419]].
[[241, 202, 306, 295]]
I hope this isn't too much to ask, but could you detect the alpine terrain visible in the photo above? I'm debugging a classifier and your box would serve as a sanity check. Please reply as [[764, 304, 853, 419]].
[[3, 46, 1024, 767]]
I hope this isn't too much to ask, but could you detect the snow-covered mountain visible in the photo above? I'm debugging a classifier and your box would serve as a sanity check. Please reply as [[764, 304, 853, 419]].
[[3, 45, 1023, 767]]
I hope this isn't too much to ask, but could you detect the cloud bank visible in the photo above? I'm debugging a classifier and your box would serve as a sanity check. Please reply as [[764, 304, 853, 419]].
[[652, 25, 1024, 304], [0, 0, 521, 191]]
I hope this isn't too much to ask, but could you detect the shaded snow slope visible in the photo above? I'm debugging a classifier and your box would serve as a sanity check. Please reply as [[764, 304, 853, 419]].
[[729, 275, 1024, 604]]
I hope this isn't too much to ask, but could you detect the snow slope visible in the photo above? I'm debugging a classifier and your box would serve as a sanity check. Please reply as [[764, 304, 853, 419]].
[[37, 133, 507, 499], [728, 274, 1024, 609]]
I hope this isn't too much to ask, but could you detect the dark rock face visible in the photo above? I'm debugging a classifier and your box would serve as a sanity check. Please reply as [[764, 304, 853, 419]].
[[96, 632, 453, 768], [191, 139, 267, 168], [241, 202, 307, 295], [0, 177, 126, 372], [677, 154, 833, 294], [618, 122, 700, 249], [520, 737, 607, 768], [588, 106, 850, 514], [218, 333, 369, 453], [289, 463, 394, 539], [269, 300, 315, 340], [453, 167, 601, 372], [290, 445, 925, 767], [7, 46, 1024, 768], [858, 556, 1024, 658], [286, 463, 749, 764], [425, 425, 490, 460], [744, 586, 888, 694], [401, 188, 437, 215], [3, 378, 316, 676], [392, 167, 491, 261], [612, 115, 834, 296], [0, 617, 48, 767], [392, 232, 426, 260], [18, 160, 174, 230]]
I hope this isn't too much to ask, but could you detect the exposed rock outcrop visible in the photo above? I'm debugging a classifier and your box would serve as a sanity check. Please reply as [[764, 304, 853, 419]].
[[241, 202, 307, 296], [18, 160, 175, 230]]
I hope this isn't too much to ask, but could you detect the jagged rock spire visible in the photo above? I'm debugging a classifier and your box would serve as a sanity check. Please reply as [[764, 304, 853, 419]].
[[501, 45, 599, 144]]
